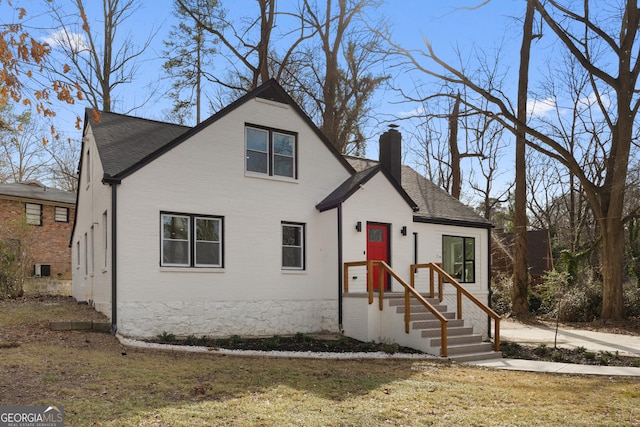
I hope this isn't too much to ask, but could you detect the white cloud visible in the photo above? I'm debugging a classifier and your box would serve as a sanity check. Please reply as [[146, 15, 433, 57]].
[[397, 106, 426, 118], [527, 97, 556, 117], [43, 29, 90, 53]]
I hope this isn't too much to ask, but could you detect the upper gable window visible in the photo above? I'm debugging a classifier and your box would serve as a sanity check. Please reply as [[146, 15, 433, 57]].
[[246, 125, 296, 179]]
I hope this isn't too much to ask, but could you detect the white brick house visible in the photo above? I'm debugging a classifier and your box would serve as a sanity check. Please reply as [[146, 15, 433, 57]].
[[71, 80, 494, 355]]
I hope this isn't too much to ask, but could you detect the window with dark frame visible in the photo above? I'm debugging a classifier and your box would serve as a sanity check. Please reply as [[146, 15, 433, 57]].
[[161, 213, 223, 267], [282, 222, 305, 270], [55, 206, 69, 222], [246, 125, 297, 179], [442, 235, 475, 283], [25, 203, 42, 226]]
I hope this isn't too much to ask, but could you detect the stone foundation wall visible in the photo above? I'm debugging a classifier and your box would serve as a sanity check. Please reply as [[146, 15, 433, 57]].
[[117, 299, 339, 339]]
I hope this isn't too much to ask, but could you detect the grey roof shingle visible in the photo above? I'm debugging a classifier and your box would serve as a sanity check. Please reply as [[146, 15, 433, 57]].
[[345, 156, 492, 228], [0, 182, 75, 204], [86, 108, 191, 179]]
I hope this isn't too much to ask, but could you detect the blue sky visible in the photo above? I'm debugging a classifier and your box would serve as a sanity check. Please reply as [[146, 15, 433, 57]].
[[12, 0, 527, 130], [4, 0, 528, 198]]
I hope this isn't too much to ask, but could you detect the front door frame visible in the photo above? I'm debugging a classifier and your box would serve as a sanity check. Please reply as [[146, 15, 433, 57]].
[[366, 222, 391, 291]]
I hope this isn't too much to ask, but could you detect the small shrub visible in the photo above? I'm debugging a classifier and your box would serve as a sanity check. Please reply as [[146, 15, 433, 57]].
[[157, 331, 176, 343], [264, 335, 281, 349], [499, 341, 522, 358], [490, 272, 512, 316], [185, 335, 203, 346], [623, 283, 640, 318], [533, 344, 549, 357], [551, 351, 565, 362], [583, 351, 596, 360], [380, 340, 400, 355], [294, 332, 313, 343], [229, 335, 245, 344]]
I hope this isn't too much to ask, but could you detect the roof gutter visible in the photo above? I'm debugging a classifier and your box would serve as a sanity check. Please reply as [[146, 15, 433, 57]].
[[103, 175, 120, 335]]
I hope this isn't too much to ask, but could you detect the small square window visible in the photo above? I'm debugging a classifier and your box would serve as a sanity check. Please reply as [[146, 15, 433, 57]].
[[55, 207, 69, 222], [26, 203, 42, 226]]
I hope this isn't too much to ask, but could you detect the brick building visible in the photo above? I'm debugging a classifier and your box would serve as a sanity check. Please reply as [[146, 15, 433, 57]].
[[0, 182, 76, 279]]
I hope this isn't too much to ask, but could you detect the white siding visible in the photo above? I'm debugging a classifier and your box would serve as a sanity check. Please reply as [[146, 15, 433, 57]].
[[71, 127, 112, 315], [113, 97, 350, 337], [341, 171, 416, 292]]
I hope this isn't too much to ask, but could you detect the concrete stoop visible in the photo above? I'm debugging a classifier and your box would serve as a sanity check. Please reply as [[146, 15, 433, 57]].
[[387, 297, 501, 362]]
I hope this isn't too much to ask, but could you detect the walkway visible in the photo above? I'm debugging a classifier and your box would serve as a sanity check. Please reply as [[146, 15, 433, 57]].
[[468, 319, 640, 377]]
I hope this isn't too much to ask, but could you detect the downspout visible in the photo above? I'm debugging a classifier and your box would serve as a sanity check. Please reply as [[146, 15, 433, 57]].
[[337, 203, 343, 332], [111, 183, 118, 335], [103, 176, 120, 335]]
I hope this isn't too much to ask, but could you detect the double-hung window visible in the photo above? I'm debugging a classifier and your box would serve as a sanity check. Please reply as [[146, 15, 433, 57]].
[[282, 222, 305, 270], [442, 235, 475, 283], [161, 213, 223, 267], [246, 125, 297, 178]]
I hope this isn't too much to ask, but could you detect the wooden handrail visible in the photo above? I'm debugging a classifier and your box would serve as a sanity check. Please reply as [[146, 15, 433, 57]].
[[343, 260, 450, 357], [412, 263, 501, 352]]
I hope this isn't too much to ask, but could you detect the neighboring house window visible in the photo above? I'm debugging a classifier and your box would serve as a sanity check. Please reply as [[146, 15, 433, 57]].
[[55, 206, 69, 222], [442, 235, 475, 283], [245, 125, 297, 179], [76, 241, 80, 267], [282, 222, 305, 270], [25, 203, 42, 226], [161, 213, 223, 267]]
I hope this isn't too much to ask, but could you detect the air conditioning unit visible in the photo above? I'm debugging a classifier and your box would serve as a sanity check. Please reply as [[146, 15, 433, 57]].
[[34, 264, 51, 277]]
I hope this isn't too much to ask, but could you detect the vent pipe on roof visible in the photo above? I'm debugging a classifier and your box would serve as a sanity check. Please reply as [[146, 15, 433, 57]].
[[379, 124, 402, 184]]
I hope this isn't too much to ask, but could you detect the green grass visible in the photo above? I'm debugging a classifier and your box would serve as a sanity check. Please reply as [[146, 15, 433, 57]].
[[2, 297, 640, 426]]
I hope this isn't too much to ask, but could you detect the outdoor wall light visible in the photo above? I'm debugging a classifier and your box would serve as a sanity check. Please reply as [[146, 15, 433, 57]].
[[355, 221, 362, 232], [401, 226, 407, 236]]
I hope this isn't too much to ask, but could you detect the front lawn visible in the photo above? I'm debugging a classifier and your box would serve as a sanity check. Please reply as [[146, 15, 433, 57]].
[[1, 296, 638, 426]]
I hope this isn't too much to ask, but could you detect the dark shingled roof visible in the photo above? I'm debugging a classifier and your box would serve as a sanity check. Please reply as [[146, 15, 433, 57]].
[[345, 156, 492, 228], [87, 79, 353, 181], [0, 182, 75, 204], [86, 109, 191, 179], [316, 164, 418, 212]]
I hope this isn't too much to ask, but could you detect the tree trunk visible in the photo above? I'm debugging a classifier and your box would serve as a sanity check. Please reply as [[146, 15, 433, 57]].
[[449, 92, 461, 200], [511, 0, 535, 317], [600, 217, 626, 319]]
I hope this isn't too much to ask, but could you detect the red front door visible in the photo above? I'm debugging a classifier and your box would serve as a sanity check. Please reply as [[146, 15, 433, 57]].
[[366, 223, 390, 291]]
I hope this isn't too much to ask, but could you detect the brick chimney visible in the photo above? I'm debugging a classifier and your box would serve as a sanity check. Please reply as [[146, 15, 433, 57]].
[[379, 125, 402, 184]]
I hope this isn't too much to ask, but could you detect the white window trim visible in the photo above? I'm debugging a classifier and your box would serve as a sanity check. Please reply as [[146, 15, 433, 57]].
[[282, 222, 305, 270]]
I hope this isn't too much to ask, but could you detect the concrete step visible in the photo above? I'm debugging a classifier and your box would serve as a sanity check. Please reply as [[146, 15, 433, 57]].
[[447, 351, 503, 363], [411, 319, 465, 330], [419, 326, 473, 338], [430, 334, 482, 347], [387, 297, 440, 306], [396, 307, 455, 318], [444, 341, 495, 356]]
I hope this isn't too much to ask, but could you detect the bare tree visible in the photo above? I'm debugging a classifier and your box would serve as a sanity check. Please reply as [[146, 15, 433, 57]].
[[297, 0, 388, 153], [389, 1, 640, 319], [0, 109, 51, 183], [44, 0, 155, 112]]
